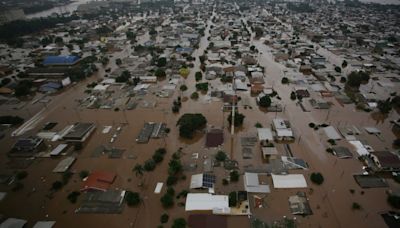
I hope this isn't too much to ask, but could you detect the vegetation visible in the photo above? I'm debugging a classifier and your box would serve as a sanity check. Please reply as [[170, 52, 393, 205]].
[[290, 91, 297, 100], [176, 190, 189, 199], [334, 66, 342, 73], [222, 179, 229, 185], [12, 182, 24, 192], [171, 218, 187, 228], [115, 58, 122, 65], [179, 85, 188, 92], [0, 116, 24, 126], [176, 113, 207, 139], [259, 95, 272, 108], [79, 170, 89, 179], [179, 67, 190, 77], [157, 57, 167, 67], [160, 192, 174, 208], [195, 82, 209, 92], [51, 181, 63, 191], [255, 122, 263, 128], [227, 112, 245, 127], [377, 98, 392, 114], [215, 151, 228, 162], [342, 60, 348, 68], [144, 159, 156, 171], [168, 159, 183, 176], [190, 92, 199, 100], [387, 195, 400, 209], [116, 70, 131, 83], [308, 123, 316, 128], [195, 71, 203, 81], [310, 172, 324, 185], [346, 71, 370, 88], [352, 202, 362, 210], [133, 164, 144, 177], [281, 77, 289, 84], [62, 171, 73, 185], [125, 191, 141, 206], [229, 192, 237, 207], [15, 80, 33, 97], [230, 170, 240, 182], [67, 191, 80, 204], [155, 68, 166, 78], [166, 175, 178, 186], [15, 171, 28, 180], [160, 213, 169, 224]]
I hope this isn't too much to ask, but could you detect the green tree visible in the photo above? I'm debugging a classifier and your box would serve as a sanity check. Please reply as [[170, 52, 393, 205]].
[[160, 213, 169, 223], [176, 113, 207, 139], [230, 170, 239, 182], [52, 181, 63, 191], [281, 77, 289, 84], [334, 66, 342, 73], [180, 85, 188, 92], [115, 58, 122, 65], [310, 172, 324, 185], [160, 193, 174, 208], [79, 170, 89, 179], [229, 191, 237, 207], [190, 92, 199, 100], [228, 112, 245, 127], [290, 91, 297, 100], [171, 218, 186, 228], [125, 191, 140, 206], [259, 95, 272, 108], [168, 159, 183, 176], [377, 98, 392, 114], [387, 195, 400, 209], [133, 164, 144, 176], [195, 71, 202, 81], [342, 60, 348, 68], [144, 159, 156, 171], [67, 191, 80, 203], [155, 68, 166, 78], [195, 82, 208, 92], [157, 57, 167, 67], [215, 151, 227, 162]]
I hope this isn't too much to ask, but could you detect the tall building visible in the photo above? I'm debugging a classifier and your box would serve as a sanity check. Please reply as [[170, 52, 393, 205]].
[[0, 8, 25, 25]]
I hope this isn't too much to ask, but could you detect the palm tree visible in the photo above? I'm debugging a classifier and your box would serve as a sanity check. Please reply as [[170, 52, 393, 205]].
[[133, 164, 144, 177]]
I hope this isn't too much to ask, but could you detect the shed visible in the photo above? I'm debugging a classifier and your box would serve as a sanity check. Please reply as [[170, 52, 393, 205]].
[[50, 144, 68, 156], [53, 156, 76, 173], [0, 218, 27, 228], [271, 174, 307, 188], [185, 193, 229, 212], [323, 126, 342, 140], [244, 172, 270, 193], [257, 128, 273, 141], [33, 221, 56, 228]]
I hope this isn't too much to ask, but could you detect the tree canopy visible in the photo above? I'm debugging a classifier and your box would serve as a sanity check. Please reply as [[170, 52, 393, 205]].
[[259, 95, 272, 108], [176, 113, 207, 139]]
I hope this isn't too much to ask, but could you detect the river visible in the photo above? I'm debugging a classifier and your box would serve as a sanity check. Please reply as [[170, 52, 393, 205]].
[[25, 0, 94, 19]]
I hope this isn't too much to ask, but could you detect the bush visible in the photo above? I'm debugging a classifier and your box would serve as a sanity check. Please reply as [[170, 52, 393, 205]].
[[52, 181, 63, 191], [160, 213, 169, 224], [67, 191, 80, 203], [388, 195, 400, 209], [190, 92, 199, 100], [195, 71, 202, 81], [152, 152, 164, 163], [0, 116, 24, 126], [334, 66, 342, 73], [155, 68, 166, 78], [259, 95, 271, 108], [179, 85, 188, 92], [144, 159, 156, 171], [255, 122, 263, 128], [125, 191, 140, 206], [166, 175, 178, 186], [308, 123, 316, 128], [340, 77, 347, 83], [310, 172, 324, 185], [352, 202, 361, 210], [16, 171, 28, 180], [281, 77, 289, 84], [167, 187, 175, 196], [160, 193, 174, 208], [12, 182, 24, 192], [168, 159, 183, 176], [327, 139, 336, 145], [290, 91, 297, 100], [229, 192, 237, 207], [326, 148, 333, 154], [227, 112, 245, 127], [179, 67, 190, 77], [79, 170, 89, 179], [156, 148, 167, 155], [230, 170, 239, 182], [195, 82, 208, 92], [215, 151, 227, 162], [171, 218, 186, 228], [177, 113, 207, 139], [222, 179, 229, 185]]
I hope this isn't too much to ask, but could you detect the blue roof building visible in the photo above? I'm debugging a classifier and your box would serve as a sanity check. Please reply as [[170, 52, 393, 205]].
[[43, 56, 80, 66]]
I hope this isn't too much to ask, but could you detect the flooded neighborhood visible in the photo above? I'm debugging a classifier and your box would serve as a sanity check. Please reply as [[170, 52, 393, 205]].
[[0, 0, 399, 228]]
